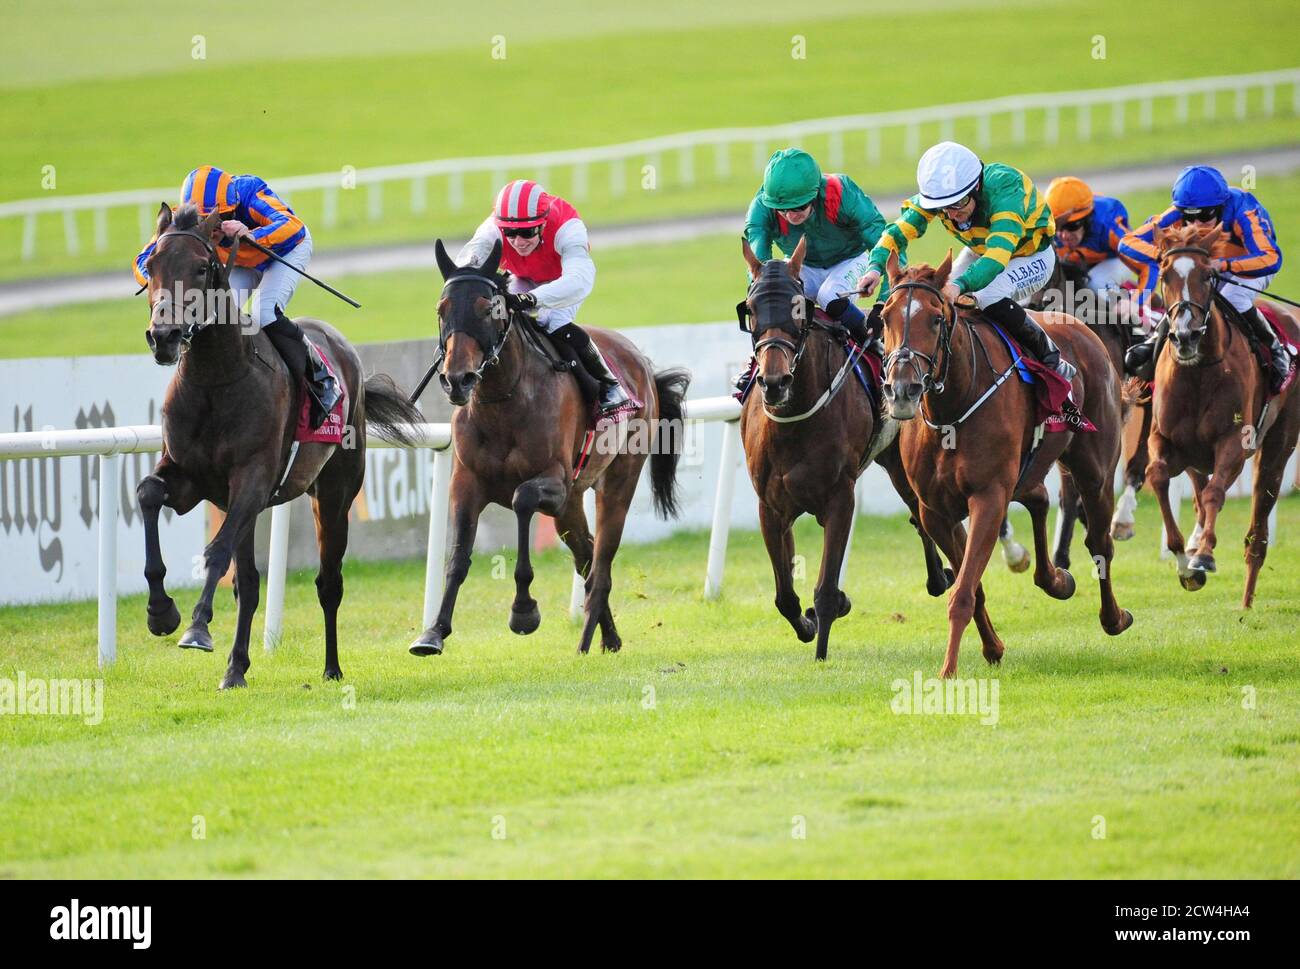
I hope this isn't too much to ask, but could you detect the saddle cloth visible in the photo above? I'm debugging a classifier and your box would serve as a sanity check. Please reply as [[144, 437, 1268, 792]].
[[294, 341, 347, 445], [986, 322, 1096, 433]]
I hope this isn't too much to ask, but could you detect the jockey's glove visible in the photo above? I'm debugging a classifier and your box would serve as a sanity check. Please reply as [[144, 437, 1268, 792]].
[[505, 292, 538, 314]]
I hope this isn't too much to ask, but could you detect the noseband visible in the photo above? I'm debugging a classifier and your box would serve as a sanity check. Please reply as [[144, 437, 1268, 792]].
[[882, 280, 956, 398], [437, 272, 518, 384], [150, 226, 240, 348]]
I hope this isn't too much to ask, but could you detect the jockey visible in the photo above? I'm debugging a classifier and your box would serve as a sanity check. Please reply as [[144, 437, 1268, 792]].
[[859, 141, 1075, 383], [1044, 176, 1134, 290], [133, 166, 340, 427], [1120, 165, 1289, 391], [735, 148, 887, 389], [456, 179, 630, 415]]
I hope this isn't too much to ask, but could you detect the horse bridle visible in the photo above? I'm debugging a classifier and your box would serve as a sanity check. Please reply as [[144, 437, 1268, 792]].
[[1160, 244, 1217, 330], [437, 272, 519, 385], [881, 280, 957, 398], [738, 274, 818, 378], [149, 226, 241, 349]]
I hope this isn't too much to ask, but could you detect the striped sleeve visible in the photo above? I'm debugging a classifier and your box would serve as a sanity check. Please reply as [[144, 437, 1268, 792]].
[[1118, 206, 1179, 298], [953, 171, 1030, 294], [1223, 207, 1282, 277], [240, 189, 306, 266], [868, 198, 932, 274], [133, 235, 158, 286], [1104, 200, 1131, 254]]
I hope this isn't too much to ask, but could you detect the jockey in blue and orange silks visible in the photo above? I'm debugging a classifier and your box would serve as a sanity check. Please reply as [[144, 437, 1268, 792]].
[[1120, 165, 1290, 390], [134, 165, 340, 425]]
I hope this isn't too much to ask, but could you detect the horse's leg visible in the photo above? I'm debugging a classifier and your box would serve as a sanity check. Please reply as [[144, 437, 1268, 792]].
[[998, 516, 1031, 572], [811, 484, 856, 662], [220, 528, 259, 690], [877, 446, 953, 595], [1146, 433, 1199, 589], [1052, 470, 1080, 571], [179, 468, 271, 655], [555, 492, 620, 651], [311, 464, 359, 681], [925, 492, 1004, 678], [1112, 400, 1150, 541], [508, 473, 568, 635], [759, 501, 815, 643], [411, 471, 486, 655], [1020, 482, 1076, 600], [577, 468, 639, 655], [1186, 469, 1209, 554], [1242, 424, 1294, 607], [1188, 436, 1248, 576], [137, 458, 203, 637]]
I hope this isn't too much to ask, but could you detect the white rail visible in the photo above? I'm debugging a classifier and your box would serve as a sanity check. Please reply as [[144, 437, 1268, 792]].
[[4, 68, 1297, 262]]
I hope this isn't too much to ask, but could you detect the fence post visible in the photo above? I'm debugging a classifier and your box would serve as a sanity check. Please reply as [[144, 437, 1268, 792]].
[[62, 210, 80, 257], [93, 208, 108, 252], [21, 213, 37, 262], [422, 445, 453, 629], [263, 502, 292, 652], [98, 453, 120, 667], [704, 420, 741, 600]]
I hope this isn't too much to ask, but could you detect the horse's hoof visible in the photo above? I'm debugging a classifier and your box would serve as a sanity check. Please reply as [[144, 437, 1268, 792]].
[[1048, 568, 1076, 601], [218, 672, 247, 690], [509, 602, 542, 635], [982, 644, 1005, 665], [1104, 609, 1134, 636], [1111, 521, 1135, 542], [1188, 554, 1217, 573], [601, 637, 623, 654], [147, 599, 181, 637], [1006, 548, 1031, 573], [323, 667, 343, 681], [1179, 570, 1207, 592], [795, 609, 816, 643], [837, 593, 852, 618], [409, 627, 444, 656], [177, 625, 213, 652]]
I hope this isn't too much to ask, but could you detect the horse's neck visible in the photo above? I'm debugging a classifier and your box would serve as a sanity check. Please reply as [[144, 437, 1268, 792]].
[[475, 321, 535, 400], [178, 291, 253, 387], [786, 332, 836, 409], [922, 317, 977, 426]]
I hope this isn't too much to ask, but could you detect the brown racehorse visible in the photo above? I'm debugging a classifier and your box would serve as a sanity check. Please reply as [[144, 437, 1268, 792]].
[[1145, 223, 1300, 607], [738, 238, 954, 661], [878, 250, 1132, 678], [137, 203, 424, 689], [409, 239, 689, 656], [1031, 258, 1152, 567]]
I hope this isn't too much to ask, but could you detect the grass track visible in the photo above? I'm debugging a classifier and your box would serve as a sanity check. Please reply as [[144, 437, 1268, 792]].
[[1, 497, 1297, 878]]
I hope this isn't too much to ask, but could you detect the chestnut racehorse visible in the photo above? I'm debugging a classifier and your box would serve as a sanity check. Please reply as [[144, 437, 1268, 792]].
[[137, 204, 424, 689], [410, 239, 689, 656], [1145, 223, 1300, 607], [878, 250, 1132, 678], [738, 238, 953, 661]]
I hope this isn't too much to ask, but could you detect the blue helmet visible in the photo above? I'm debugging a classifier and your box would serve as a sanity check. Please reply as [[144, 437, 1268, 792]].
[[1171, 166, 1230, 209]]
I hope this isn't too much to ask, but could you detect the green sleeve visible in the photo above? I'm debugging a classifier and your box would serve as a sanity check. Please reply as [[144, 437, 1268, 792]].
[[953, 167, 1029, 294], [868, 198, 933, 274], [743, 191, 775, 263], [835, 175, 886, 251]]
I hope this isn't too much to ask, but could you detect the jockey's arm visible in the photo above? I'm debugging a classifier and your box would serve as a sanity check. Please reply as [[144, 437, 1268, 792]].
[[456, 217, 502, 269], [1220, 206, 1282, 277], [529, 220, 595, 309], [133, 236, 157, 286], [867, 200, 931, 279]]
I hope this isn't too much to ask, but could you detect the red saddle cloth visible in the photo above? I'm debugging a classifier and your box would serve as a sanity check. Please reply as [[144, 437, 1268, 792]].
[[990, 324, 1097, 433], [294, 344, 347, 445], [1255, 302, 1299, 396]]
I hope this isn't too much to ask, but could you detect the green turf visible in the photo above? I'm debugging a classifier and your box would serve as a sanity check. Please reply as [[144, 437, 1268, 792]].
[[1, 495, 1297, 878], [6, 173, 1300, 360], [2, 0, 1297, 279]]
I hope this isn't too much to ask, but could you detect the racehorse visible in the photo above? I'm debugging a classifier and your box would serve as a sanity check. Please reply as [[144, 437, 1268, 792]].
[[1144, 223, 1300, 607], [410, 239, 689, 656], [878, 250, 1132, 678], [137, 203, 424, 689], [738, 238, 953, 661], [1030, 258, 1151, 567]]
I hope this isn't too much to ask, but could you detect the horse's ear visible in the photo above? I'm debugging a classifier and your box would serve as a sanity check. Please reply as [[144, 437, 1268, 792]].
[[741, 236, 763, 277], [199, 207, 222, 239], [885, 248, 901, 284], [434, 239, 458, 279], [1201, 223, 1226, 250], [788, 236, 807, 279], [484, 238, 503, 277], [1151, 221, 1164, 254], [155, 202, 173, 236], [934, 248, 954, 285]]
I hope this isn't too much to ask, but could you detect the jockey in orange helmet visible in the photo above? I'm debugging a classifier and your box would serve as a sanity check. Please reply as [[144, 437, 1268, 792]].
[[1044, 176, 1135, 291], [456, 179, 630, 414]]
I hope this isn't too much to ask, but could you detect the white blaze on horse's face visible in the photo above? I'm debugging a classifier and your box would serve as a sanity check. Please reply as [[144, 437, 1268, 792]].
[[1165, 254, 1206, 362]]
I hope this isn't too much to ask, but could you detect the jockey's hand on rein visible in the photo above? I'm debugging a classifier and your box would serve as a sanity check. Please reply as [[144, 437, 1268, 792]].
[[505, 292, 537, 315]]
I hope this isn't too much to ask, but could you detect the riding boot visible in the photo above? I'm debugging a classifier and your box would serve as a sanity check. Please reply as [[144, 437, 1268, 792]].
[[733, 357, 758, 393], [825, 297, 871, 345], [1245, 306, 1293, 393], [982, 297, 1077, 382], [264, 309, 341, 429], [553, 323, 632, 414], [1124, 318, 1168, 380]]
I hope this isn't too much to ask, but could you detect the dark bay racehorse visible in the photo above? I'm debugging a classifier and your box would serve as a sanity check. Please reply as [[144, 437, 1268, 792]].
[[878, 251, 1132, 678], [1029, 258, 1150, 568], [410, 239, 689, 656], [138, 203, 423, 689], [739, 238, 953, 661], [1145, 223, 1300, 606]]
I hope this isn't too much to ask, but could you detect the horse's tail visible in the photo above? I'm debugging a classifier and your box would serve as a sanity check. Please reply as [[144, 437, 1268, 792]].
[[363, 373, 426, 448], [649, 367, 691, 520]]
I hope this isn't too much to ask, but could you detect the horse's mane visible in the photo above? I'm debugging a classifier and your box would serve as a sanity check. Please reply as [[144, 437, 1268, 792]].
[[171, 203, 202, 230], [1159, 222, 1230, 259], [893, 262, 951, 287]]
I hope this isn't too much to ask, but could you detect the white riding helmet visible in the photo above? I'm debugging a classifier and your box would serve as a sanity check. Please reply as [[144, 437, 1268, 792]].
[[916, 141, 983, 209]]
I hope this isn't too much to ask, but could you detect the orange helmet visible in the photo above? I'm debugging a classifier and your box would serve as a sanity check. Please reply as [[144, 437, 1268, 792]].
[[1045, 176, 1094, 224]]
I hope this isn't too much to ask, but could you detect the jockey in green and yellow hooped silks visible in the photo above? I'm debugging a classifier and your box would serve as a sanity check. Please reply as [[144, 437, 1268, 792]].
[[858, 141, 1075, 383], [734, 148, 888, 390]]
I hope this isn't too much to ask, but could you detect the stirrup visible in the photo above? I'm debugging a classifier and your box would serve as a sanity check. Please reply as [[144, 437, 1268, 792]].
[[597, 382, 631, 414]]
